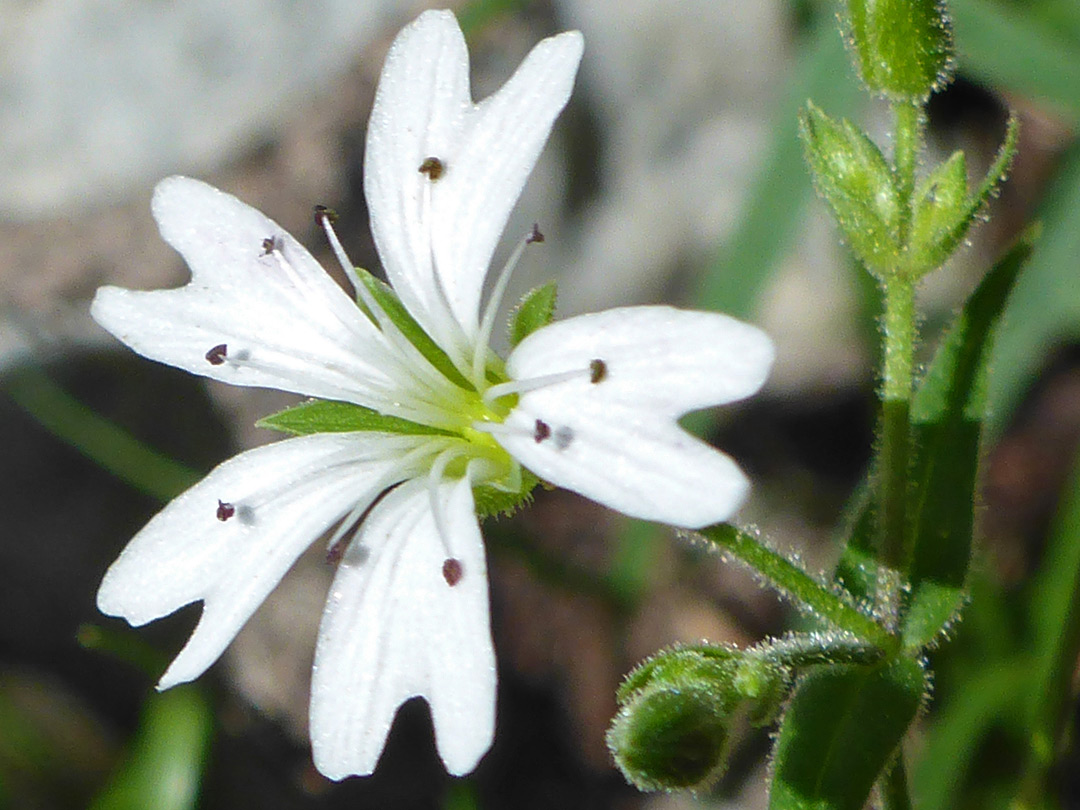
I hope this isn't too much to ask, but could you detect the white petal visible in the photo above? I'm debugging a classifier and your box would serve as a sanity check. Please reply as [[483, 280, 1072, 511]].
[[498, 307, 775, 528], [506, 306, 775, 416], [97, 433, 430, 689], [365, 10, 582, 351], [310, 477, 495, 779], [498, 399, 749, 529], [428, 29, 584, 338], [92, 177, 413, 415]]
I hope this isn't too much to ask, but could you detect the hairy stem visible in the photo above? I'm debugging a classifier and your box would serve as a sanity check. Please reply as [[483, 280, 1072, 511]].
[[699, 525, 898, 653]]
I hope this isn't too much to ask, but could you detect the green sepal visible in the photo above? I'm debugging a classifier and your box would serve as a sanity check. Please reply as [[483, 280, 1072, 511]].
[[508, 281, 558, 348], [617, 644, 741, 703], [902, 232, 1035, 649], [799, 102, 901, 275], [256, 398, 454, 438], [845, 0, 954, 101], [769, 657, 928, 810], [907, 114, 1020, 277], [909, 149, 969, 270], [354, 267, 476, 391], [472, 467, 540, 519]]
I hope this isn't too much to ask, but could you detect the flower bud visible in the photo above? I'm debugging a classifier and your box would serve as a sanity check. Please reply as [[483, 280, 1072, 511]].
[[845, 0, 954, 101], [608, 684, 733, 792], [799, 102, 901, 276], [608, 645, 785, 791]]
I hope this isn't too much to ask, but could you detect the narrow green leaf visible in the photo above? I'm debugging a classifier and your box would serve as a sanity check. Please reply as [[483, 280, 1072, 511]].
[[770, 657, 926, 810], [902, 233, 1035, 648], [694, 16, 863, 318], [4, 366, 200, 502], [831, 482, 879, 606], [356, 268, 475, 390], [256, 398, 454, 437], [1015, 448, 1080, 806], [508, 281, 558, 348], [913, 662, 1028, 810], [89, 688, 213, 810]]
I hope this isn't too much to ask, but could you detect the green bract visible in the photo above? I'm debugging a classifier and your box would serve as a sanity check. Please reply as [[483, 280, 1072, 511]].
[[799, 102, 901, 275], [508, 281, 558, 348], [845, 0, 954, 101]]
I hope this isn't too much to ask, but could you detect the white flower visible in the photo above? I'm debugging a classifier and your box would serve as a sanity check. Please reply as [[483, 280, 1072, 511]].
[[90, 9, 774, 780]]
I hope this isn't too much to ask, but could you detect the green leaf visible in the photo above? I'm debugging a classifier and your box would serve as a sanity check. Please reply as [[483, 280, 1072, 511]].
[[257, 398, 455, 437], [89, 687, 213, 810], [914, 662, 1028, 810], [355, 268, 475, 390], [1015, 448, 1080, 805], [831, 482, 879, 606], [694, 16, 863, 318], [769, 657, 926, 810], [508, 281, 558, 348], [902, 233, 1035, 649], [4, 366, 200, 502], [799, 102, 901, 276]]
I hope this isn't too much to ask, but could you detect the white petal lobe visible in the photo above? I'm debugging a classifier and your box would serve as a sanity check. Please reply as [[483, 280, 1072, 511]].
[[365, 9, 583, 354], [310, 477, 495, 779], [507, 306, 775, 415], [91, 177, 415, 415], [499, 399, 750, 529], [96, 433, 428, 689]]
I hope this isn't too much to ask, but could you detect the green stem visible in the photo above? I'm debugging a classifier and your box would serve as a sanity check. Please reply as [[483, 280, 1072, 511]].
[[879, 279, 916, 571], [699, 525, 898, 653], [882, 754, 914, 810], [893, 100, 922, 247]]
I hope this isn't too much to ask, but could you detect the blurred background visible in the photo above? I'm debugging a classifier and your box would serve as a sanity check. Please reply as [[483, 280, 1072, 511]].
[[2, 0, 1080, 807]]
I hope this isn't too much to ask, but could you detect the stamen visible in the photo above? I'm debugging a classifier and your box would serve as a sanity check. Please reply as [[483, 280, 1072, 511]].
[[534, 419, 552, 443], [419, 157, 445, 181], [483, 367, 588, 405], [216, 500, 236, 521], [442, 558, 464, 586], [472, 224, 545, 387], [314, 205, 366, 297], [205, 344, 228, 366], [589, 359, 608, 383], [428, 446, 467, 559]]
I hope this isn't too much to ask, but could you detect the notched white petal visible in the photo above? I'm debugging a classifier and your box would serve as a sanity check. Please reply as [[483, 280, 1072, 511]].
[[310, 477, 495, 779], [97, 433, 428, 689], [365, 9, 583, 352], [506, 306, 775, 416]]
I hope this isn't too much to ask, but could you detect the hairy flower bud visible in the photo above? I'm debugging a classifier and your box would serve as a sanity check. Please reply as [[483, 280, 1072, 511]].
[[608, 683, 733, 792], [845, 0, 954, 101], [607, 645, 789, 792]]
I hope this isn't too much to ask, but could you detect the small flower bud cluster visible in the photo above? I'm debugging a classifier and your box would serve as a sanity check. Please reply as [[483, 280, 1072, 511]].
[[799, 0, 1017, 281], [606, 644, 787, 792]]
